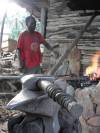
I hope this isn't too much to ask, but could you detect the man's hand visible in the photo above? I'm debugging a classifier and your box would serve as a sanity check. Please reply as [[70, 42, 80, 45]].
[[18, 68, 24, 72], [17, 49, 25, 72], [17, 62, 24, 72]]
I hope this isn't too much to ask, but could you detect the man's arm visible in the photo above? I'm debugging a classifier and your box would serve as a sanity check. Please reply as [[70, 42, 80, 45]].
[[38, 32, 59, 58], [17, 48, 24, 70], [43, 41, 59, 58], [17, 33, 25, 72]]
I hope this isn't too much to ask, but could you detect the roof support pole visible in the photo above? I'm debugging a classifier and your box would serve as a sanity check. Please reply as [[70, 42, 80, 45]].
[[40, 7, 48, 37], [0, 11, 7, 52], [48, 12, 97, 75]]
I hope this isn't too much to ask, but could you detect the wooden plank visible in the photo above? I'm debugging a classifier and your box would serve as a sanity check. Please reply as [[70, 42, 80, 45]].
[[0, 11, 7, 51], [41, 8, 48, 37]]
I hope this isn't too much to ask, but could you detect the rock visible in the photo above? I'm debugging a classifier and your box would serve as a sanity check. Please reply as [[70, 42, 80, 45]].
[[0, 122, 8, 133], [96, 105, 100, 115], [79, 116, 90, 133], [87, 116, 100, 133], [75, 88, 94, 120], [93, 82, 100, 105]]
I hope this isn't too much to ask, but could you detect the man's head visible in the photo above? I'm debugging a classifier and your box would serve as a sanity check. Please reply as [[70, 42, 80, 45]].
[[25, 16, 36, 33]]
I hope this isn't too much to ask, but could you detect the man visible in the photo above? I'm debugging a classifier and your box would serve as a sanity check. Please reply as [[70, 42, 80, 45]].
[[17, 16, 59, 74]]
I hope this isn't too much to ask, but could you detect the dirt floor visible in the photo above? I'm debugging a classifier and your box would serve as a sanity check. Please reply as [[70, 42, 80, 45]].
[[0, 122, 7, 133], [0, 81, 22, 133], [0, 98, 8, 133], [0, 98, 17, 133], [0, 98, 22, 133]]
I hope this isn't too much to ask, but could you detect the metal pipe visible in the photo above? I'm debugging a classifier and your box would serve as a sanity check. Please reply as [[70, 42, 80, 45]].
[[41, 8, 48, 37], [38, 80, 83, 119], [0, 11, 7, 51], [0, 75, 22, 80]]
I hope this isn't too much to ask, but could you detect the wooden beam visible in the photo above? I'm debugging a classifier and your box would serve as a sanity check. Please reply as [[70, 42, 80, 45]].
[[15, 0, 48, 8], [0, 12, 7, 51], [41, 8, 48, 37]]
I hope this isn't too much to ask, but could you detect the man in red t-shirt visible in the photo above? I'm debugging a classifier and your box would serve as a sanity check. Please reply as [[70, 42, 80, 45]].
[[17, 16, 58, 74]]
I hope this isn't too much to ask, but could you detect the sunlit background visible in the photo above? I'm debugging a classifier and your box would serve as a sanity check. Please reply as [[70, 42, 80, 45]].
[[0, 0, 29, 52], [0, 0, 27, 19], [0, 0, 41, 51]]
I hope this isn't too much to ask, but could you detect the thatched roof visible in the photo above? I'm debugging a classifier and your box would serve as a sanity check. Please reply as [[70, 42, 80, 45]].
[[12, 0, 49, 18]]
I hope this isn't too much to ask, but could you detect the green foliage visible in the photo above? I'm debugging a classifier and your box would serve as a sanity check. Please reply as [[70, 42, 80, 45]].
[[35, 19, 41, 33], [0, 6, 41, 41], [6, 11, 29, 40]]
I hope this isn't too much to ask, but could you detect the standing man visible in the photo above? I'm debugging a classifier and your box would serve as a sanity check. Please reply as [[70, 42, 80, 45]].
[[17, 16, 58, 74]]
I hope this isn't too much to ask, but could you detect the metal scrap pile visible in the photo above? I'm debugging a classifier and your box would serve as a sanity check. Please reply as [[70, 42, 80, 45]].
[[0, 79, 22, 133], [0, 98, 23, 133], [0, 50, 20, 75]]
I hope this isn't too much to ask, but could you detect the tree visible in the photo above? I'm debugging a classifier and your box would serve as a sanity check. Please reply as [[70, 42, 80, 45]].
[[0, 3, 41, 41]]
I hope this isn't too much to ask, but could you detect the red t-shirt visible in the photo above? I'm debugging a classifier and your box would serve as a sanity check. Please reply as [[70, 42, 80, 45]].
[[17, 31, 45, 68]]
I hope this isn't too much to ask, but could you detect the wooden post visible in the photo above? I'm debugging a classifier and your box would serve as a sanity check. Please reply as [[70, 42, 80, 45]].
[[0, 11, 7, 51], [48, 12, 97, 75], [40, 7, 48, 37]]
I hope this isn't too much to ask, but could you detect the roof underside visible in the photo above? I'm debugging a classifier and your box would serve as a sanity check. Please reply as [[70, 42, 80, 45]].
[[67, 0, 100, 10], [12, 0, 100, 18], [12, 0, 48, 18]]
